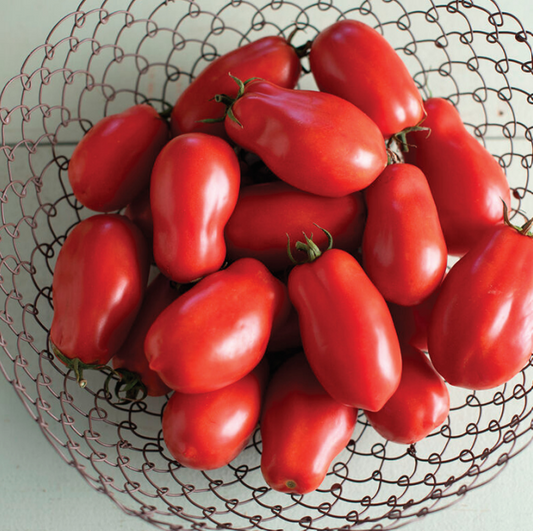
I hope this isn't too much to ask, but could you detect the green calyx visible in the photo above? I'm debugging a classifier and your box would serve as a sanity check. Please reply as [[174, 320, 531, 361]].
[[502, 199, 533, 236], [51, 343, 147, 403], [390, 113, 431, 153], [199, 74, 260, 128], [52, 344, 106, 389], [286, 224, 334, 265], [104, 368, 148, 404]]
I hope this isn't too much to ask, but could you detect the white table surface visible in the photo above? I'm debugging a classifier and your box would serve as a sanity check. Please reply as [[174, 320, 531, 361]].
[[2, 1, 533, 530]]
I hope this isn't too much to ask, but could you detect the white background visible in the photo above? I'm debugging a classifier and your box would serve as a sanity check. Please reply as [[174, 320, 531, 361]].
[[1, 1, 533, 530]]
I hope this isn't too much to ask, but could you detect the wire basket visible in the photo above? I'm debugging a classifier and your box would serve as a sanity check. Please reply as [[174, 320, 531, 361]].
[[1, 0, 533, 529]]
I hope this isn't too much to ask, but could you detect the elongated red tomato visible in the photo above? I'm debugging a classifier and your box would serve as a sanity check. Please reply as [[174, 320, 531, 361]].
[[171, 36, 301, 138], [68, 104, 169, 212], [50, 214, 150, 371], [363, 163, 447, 306], [145, 258, 287, 394], [288, 243, 402, 411], [224, 80, 387, 197], [150, 133, 240, 284], [309, 19, 424, 139], [163, 363, 267, 470], [225, 181, 366, 272], [365, 345, 449, 444], [261, 353, 357, 494], [112, 274, 179, 397], [405, 97, 511, 256], [428, 221, 533, 390]]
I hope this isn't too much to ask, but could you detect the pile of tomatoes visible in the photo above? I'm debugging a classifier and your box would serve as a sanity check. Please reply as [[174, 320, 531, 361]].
[[49, 19, 533, 495]]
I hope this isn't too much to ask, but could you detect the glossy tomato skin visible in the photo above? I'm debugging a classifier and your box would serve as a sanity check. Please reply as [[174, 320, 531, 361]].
[[50, 214, 150, 365], [261, 353, 357, 494], [171, 36, 301, 138], [162, 362, 267, 470], [428, 223, 533, 390], [363, 163, 447, 306], [309, 19, 424, 139], [150, 133, 240, 284], [225, 181, 367, 272], [225, 80, 387, 197], [68, 104, 169, 212], [404, 97, 511, 256], [145, 258, 287, 394], [365, 345, 449, 444], [288, 248, 402, 411], [112, 273, 179, 397]]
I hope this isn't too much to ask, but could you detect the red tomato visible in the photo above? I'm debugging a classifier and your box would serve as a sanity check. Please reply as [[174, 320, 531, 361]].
[[225, 181, 367, 272], [145, 258, 287, 394], [162, 363, 267, 470], [68, 104, 169, 212], [428, 221, 533, 389], [404, 97, 511, 256], [50, 214, 150, 372], [288, 243, 402, 411], [388, 280, 443, 352], [125, 185, 153, 254], [150, 133, 240, 284], [362, 163, 447, 306], [112, 274, 179, 397], [365, 345, 450, 444], [309, 19, 424, 139], [224, 79, 387, 197], [171, 36, 301, 138], [260, 353, 357, 494]]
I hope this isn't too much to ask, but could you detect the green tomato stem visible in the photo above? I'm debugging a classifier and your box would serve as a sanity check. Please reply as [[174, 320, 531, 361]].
[[51, 342, 147, 402], [286, 224, 334, 265], [197, 74, 261, 127]]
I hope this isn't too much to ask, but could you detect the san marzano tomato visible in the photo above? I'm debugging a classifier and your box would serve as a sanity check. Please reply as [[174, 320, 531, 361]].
[[287, 233, 402, 411], [50, 214, 150, 383], [150, 132, 240, 284], [68, 104, 168, 212], [310, 19, 424, 139], [225, 181, 366, 272], [171, 36, 301, 138], [145, 258, 287, 394], [405, 97, 511, 256], [163, 363, 267, 470], [428, 216, 533, 389], [365, 345, 450, 444], [223, 79, 387, 197], [363, 163, 447, 306], [261, 353, 357, 494]]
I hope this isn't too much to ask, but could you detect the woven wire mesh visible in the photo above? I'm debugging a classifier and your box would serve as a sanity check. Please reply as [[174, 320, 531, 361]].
[[1, 0, 533, 529]]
